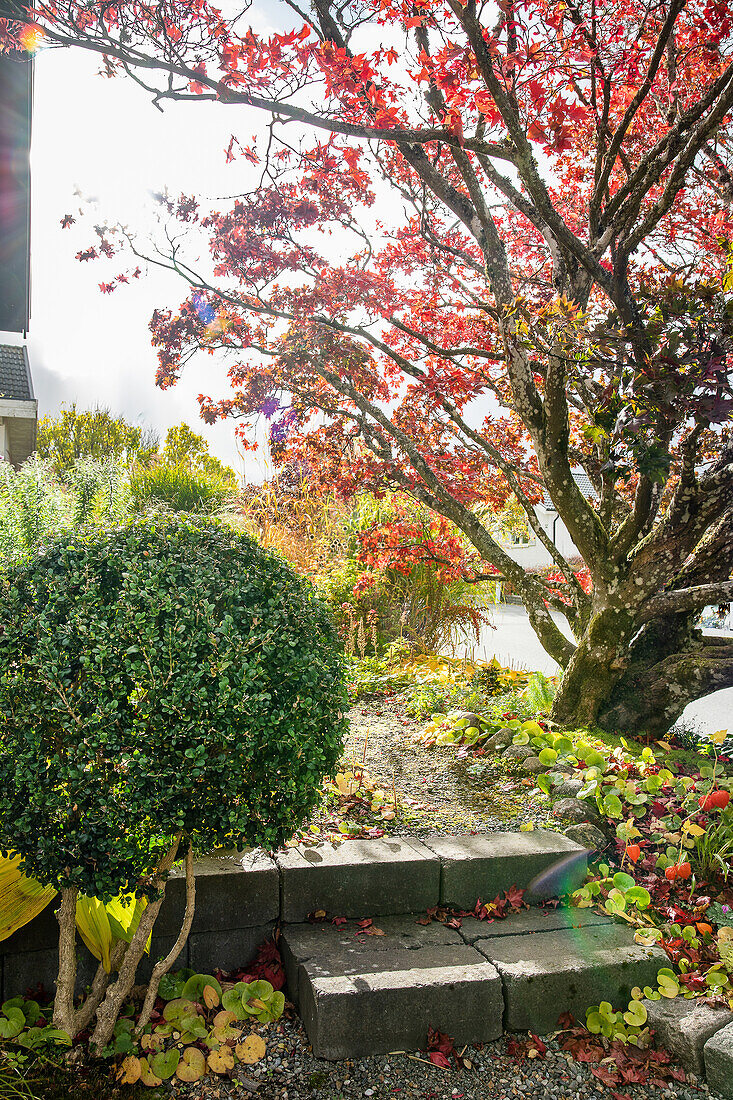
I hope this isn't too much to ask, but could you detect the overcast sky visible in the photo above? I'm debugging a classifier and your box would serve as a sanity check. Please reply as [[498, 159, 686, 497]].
[[13, 33, 283, 479]]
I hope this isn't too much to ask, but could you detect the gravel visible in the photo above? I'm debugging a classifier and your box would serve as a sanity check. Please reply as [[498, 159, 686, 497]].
[[166, 1006, 722, 1100], [318, 698, 556, 838]]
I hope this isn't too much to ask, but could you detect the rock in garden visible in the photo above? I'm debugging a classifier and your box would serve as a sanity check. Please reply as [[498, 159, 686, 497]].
[[643, 995, 733, 1075], [562, 823, 608, 850], [553, 778, 584, 799], [552, 797, 602, 825], [455, 712, 485, 727], [522, 756, 548, 774], [503, 745, 536, 762], [485, 727, 514, 749]]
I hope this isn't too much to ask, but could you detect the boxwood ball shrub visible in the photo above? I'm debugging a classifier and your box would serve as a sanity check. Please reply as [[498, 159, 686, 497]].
[[0, 515, 346, 1052]]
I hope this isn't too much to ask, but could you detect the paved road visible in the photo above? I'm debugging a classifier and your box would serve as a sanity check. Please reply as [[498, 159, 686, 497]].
[[451, 604, 732, 737]]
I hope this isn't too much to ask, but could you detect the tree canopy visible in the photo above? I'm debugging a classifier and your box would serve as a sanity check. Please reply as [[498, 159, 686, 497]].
[[4, 0, 733, 732]]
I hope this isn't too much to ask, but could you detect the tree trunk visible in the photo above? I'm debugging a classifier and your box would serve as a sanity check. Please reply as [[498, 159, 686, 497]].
[[598, 631, 733, 737], [53, 887, 79, 1037], [549, 605, 635, 727], [88, 836, 181, 1056], [549, 606, 733, 737]]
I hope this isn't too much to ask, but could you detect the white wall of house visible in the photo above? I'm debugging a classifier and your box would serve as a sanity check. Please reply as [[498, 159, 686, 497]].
[[0, 420, 8, 463], [498, 504, 581, 569]]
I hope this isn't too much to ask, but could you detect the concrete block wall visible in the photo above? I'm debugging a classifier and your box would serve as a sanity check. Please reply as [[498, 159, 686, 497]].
[[0, 831, 585, 1000]]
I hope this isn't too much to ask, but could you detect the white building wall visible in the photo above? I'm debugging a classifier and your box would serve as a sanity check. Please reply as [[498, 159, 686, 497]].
[[499, 505, 581, 569], [0, 420, 8, 463]]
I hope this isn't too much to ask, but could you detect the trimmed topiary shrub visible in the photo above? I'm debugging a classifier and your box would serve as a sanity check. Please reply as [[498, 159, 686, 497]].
[[0, 515, 346, 1053]]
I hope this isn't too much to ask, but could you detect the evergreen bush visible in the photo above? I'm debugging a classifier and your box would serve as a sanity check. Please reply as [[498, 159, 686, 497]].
[[0, 515, 345, 1051]]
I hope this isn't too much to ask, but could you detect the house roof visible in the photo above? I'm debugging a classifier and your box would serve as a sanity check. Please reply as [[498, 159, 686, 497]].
[[0, 344, 34, 401], [540, 468, 597, 510]]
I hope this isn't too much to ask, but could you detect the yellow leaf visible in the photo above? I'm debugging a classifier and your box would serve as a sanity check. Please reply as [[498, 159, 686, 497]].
[[712, 729, 728, 745], [117, 1055, 141, 1084], [682, 822, 706, 837], [203, 984, 220, 1009], [236, 1034, 266, 1064], [75, 895, 113, 972], [176, 1047, 206, 1082], [0, 853, 57, 943], [207, 1047, 235, 1074], [138, 1057, 163, 1087]]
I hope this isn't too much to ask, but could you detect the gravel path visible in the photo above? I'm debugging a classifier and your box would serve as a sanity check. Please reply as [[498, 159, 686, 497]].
[[310, 696, 553, 838], [166, 1008, 717, 1100]]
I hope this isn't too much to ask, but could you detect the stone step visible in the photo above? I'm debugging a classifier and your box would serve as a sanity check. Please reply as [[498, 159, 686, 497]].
[[296, 943, 503, 1060], [471, 918, 666, 1033], [425, 832, 588, 908], [275, 831, 587, 923], [281, 907, 668, 1058]]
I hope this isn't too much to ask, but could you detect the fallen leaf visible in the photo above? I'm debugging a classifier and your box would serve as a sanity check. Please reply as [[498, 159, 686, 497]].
[[236, 1034, 267, 1064], [208, 1047, 236, 1074], [117, 1055, 141, 1084]]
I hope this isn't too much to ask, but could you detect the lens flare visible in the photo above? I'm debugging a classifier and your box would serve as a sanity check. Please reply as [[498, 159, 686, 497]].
[[525, 849, 591, 900], [18, 23, 44, 53]]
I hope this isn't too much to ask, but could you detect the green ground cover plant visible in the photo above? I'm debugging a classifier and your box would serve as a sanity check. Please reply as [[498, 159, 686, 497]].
[[0, 516, 345, 1057]]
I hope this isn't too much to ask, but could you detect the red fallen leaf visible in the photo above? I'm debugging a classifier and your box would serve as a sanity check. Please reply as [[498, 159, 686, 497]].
[[446, 917, 462, 929], [428, 1051, 451, 1068], [591, 1064, 620, 1086], [365, 926, 385, 936], [504, 884, 526, 910], [527, 1034, 546, 1058], [356, 918, 373, 929], [415, 916, 432, 926], [332, 916, 347, 927], [611, 1092, 634, 1100], [60, 213, 75, 228]]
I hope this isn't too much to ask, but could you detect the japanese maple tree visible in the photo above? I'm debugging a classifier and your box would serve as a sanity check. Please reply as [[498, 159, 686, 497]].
[[5, 0, 733, 734]]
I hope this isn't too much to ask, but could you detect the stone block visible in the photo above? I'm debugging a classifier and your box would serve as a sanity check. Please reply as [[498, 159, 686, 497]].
[[135, 935, 187, 984], [187, 923, 275, 976], [0, 902, 59, 956], [644, 997, 733, 1076], [280, 916, 464, 1004], [2, 944, 97, 1001], [457, 906, 612, 945], [155, 850, 279, 937], [473, 923, 666, 1033], [298, 945, 503, 1059], [704, 1021, 733, 1099], [424, 831, 587, 908], [277, 838, 440, 922]]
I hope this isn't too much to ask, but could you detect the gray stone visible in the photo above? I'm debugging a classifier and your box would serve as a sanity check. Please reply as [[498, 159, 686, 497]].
[[644, 997, 733, 1075], [187, 923, 274, 976], [0, 902, 59, 956], [553, 797, 602, 825], [136, 935, 186, 984], [522, 756, 548, 774], [280, 916, 464, 1004], [554, 778, 584, 799], [503, 745, 536, 762], [563, 823, 609, 850], [473, 923, 666, 1034], [156, 850, 279, 937], [298, 945, 503, 1059], [277, 838, 440, 922], [424, 831, 587, 908], [2, 944, 97, 1001], [457, 906, 612, 945], [485, 727, 514, 750], [704, 1021, 733, 1099]]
